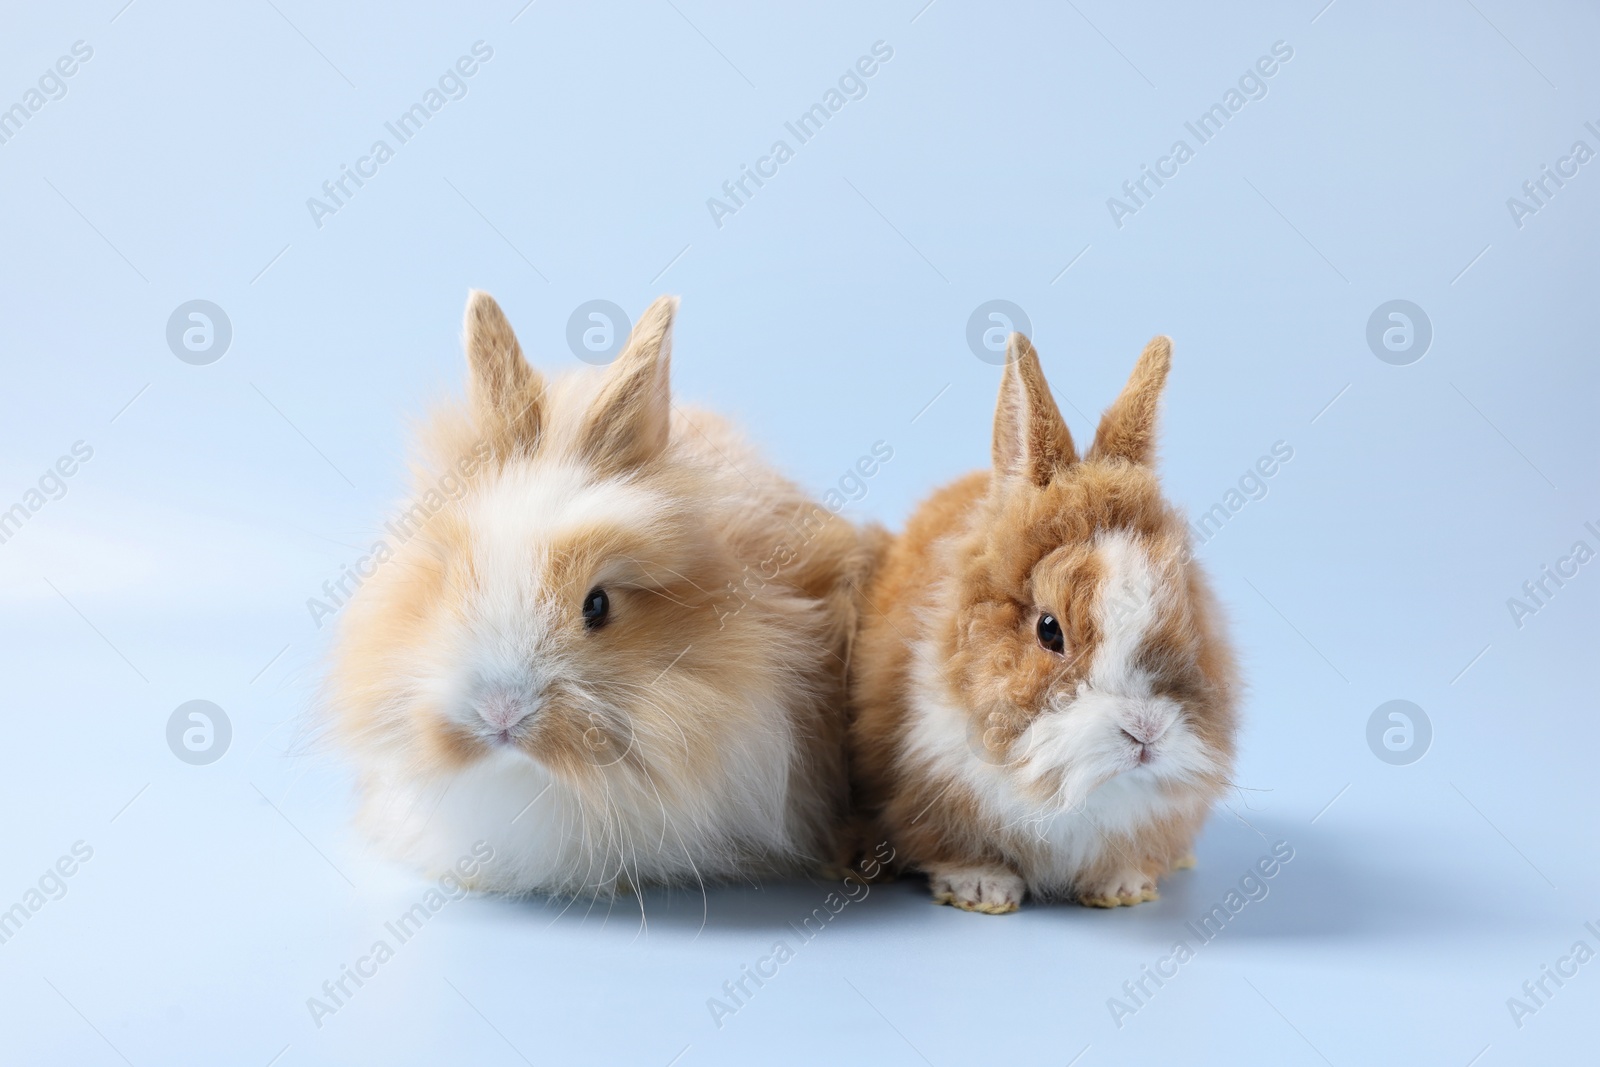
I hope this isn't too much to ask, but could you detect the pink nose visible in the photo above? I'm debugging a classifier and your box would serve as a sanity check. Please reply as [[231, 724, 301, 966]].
[[1121, 710, 1170, 747], [477, 689, 533, 732]]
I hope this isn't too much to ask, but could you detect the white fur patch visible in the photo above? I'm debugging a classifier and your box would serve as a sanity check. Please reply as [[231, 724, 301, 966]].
[[429, 464, 665, 734], [359, 459, 812, 896], [357, 714, 803, 897], [901, 529, 1220, 895], [469, 461, 668, 578], [1088, 528, 1163, 697]]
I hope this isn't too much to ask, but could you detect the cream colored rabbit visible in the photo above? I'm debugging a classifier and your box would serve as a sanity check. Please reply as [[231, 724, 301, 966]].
[[327, 292, 876, 896]]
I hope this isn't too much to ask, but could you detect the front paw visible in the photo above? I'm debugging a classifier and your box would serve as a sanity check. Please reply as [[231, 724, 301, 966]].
[[928, 864, 1025, 914], [1078, 869, 1158, 908]]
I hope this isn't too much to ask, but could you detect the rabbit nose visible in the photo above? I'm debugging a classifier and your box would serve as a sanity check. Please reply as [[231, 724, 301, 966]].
[[476, 688, 534, 732], [1120, 708, 1171, 746]]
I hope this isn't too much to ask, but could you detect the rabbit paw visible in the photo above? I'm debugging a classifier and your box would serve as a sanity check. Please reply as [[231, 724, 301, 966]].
[[1079, 870, 1158, 908], [928, 864, 1025, 914]]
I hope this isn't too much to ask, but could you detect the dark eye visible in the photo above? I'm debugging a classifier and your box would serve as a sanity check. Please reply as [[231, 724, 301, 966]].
[[1036, 613, 1064, 654], [582, 587, 609, 630]]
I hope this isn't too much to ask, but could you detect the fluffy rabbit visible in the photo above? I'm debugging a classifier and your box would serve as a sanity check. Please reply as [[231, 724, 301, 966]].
[[326, 292, 876, 896], [849, 333, 1237, 912]]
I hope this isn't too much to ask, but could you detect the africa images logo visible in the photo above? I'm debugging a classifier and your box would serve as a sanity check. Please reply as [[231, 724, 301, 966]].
[[1106, 41, 1294, 229], [305, 42, 494, 229]]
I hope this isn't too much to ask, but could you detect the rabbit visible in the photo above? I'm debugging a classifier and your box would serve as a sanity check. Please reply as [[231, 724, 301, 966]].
[[848, 332, 1238, 913], [324, 291, 878, 897]]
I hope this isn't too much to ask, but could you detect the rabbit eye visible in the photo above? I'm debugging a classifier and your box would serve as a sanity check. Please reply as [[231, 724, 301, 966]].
[[1036, 613, 1064, 654], [582, 587, 609, 630]]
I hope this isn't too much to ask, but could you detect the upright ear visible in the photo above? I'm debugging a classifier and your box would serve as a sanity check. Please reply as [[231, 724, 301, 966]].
[[1087, 336, 1171, 466], [464, 290, 543, 450], [992, 333, 1077, 486], [578, 296, 677, 474]]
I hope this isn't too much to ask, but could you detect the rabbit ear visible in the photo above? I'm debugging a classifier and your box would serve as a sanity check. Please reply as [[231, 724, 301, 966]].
[[1087, 336, 1171, 466], [578, 296, 677, 475], [464, 290, 543, 449], [992, 333, 1077, 486]]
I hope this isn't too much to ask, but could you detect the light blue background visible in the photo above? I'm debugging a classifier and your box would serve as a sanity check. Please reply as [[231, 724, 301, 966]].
[[1, 1, 1596, 1064]]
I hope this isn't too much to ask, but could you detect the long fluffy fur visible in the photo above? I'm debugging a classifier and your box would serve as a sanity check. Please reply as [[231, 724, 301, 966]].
[[849, 334, 1239, 913], [326, 293, 877, 897]]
